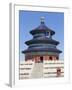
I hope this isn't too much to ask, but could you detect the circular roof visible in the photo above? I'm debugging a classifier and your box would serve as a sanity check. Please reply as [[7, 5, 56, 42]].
[[22, 48, 62, 53], [30, 23, 55, 35], [25, 37, 59, 45]]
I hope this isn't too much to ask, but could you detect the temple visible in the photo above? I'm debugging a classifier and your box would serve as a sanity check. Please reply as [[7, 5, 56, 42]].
[[22, 17, 62, 63]]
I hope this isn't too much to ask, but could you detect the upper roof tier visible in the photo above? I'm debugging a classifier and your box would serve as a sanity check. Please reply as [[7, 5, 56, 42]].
[[30, 17, 55, 35]]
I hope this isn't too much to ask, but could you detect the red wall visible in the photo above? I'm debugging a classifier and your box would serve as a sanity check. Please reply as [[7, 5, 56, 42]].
[[25, 55, 59, 63]]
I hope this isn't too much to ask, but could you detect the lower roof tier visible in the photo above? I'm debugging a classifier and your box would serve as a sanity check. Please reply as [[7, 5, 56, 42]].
[[22, 48, 62, 53], [25, 37, 59, 45], [23, 51, 59, 56]]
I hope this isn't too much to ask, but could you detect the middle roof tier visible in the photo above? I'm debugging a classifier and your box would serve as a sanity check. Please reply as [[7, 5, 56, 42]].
[[25, 37, 59, 45]]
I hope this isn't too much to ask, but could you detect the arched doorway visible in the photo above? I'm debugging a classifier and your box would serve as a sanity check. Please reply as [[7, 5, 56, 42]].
[[49, 56, 52, 60], [40, 56, 43, 62], [56, 56, 59, 60]]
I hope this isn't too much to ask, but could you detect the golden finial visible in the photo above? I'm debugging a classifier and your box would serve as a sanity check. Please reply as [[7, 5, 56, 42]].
[[41, 17, 45, 24]]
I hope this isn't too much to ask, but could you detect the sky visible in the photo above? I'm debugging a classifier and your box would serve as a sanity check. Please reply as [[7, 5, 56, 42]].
[[19, 10, 64, 61]]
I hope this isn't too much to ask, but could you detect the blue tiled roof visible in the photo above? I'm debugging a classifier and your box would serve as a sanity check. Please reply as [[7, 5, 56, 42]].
[[22, 47, 62, 53], [30, 23, 55, 35], [35, 23, 51, 30], [25, 37, 59, 45], [22, 18, 62, 55]]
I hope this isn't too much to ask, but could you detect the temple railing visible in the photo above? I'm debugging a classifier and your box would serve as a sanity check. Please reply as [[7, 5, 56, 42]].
[[19, 60, 64, 79]]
